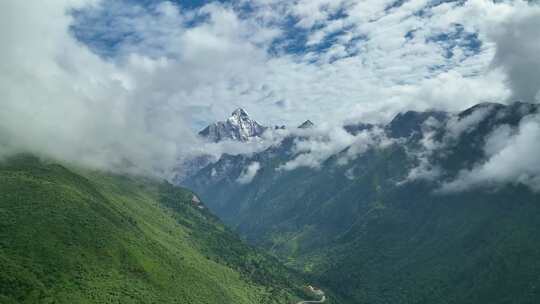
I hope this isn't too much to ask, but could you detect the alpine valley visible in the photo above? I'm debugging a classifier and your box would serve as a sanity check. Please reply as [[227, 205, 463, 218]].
[[4, 1, 540, 303], [183, 102, 540, 304]]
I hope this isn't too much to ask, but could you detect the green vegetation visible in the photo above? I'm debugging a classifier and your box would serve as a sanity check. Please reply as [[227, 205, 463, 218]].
[[0, 155, 308, 304]]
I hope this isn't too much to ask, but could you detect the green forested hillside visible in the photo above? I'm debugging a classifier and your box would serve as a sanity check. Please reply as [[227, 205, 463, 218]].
[[0, 155, 308, 304]]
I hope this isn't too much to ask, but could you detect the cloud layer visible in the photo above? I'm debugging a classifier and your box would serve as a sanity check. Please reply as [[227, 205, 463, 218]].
[[440, 114, 540, 192], [1, 0, 539, 180], [1, 1, 201, 177]]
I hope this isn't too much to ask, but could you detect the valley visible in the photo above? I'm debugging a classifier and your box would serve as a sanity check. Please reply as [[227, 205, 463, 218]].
[[185, 102, 540, 304]]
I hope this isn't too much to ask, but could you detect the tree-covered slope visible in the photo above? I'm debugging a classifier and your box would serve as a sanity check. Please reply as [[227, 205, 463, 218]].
[[0, 156, 309, 304], [318, 182, 540, 304]]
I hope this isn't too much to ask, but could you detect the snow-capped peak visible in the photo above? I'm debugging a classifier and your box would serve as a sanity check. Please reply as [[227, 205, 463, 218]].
[[230, 108, 249, 119], [199, 108, 267, 142], [298, 120, 314, 129], [227, 108, 251, 125]]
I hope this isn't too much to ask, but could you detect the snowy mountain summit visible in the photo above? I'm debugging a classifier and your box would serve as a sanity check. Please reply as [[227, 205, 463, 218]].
[[199, 108, 267, 142], [298, 120, 314, 129]]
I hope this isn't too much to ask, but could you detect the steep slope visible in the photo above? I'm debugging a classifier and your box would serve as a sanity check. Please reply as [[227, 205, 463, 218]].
[[186, 102, 540, 303], [0, 155, 310, 304]]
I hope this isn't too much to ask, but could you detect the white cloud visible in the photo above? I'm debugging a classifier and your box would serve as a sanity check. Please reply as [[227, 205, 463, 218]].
[[0, 0, 190, 176], [278, 124, 355, 171], [1, 0, 539, 181], [402, 104, 500, 185], [278, 124, 393, 171], [487, 3, 540, 103], [440, 114, 540, 193], [291, 0, 349, 29], [338, 127, 395, 166], [443, 103, 495, 142], [80, 0, 526, 129], [186, 127, 288, 162], [237, 161, 261, 184], [483, 124, 515, 157], [403, 116, 445, 182]]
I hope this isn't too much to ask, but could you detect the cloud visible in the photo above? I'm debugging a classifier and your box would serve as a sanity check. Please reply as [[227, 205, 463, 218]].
[[440, 114, 540, 192], [483, 124, 515, 157], [184, 127, 288, 164], [0, 0, 206, 177], [70, 0, 523, 128], [278, 124, 393, 171], [337, 127, 395, 165], [1, 0, 539, 180], [402, 116, 445, 182], [401, 102, 540, 193], [291, 0, 349, 29], [277, 124, 355, 171], [488, 2, 540, 103], [443, 103, 496, 142], [402, 103, 499, 184], [237, 161, 261, 184]]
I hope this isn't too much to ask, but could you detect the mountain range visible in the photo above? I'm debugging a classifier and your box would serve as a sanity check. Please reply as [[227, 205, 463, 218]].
[[183, 101, 540, 304]]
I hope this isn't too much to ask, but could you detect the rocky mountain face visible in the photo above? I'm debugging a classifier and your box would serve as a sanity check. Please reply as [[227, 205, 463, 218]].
[[184, 102, 540, 304], [174, 109, 267, 184], [298, 120, 315, 129], [199, 108, 267, 142]]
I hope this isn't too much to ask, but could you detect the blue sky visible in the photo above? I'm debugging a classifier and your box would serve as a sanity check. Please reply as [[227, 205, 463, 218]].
[[73, 0, 481, 61], [65, 0, 515, 130], [2, 0, 540, 177]]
